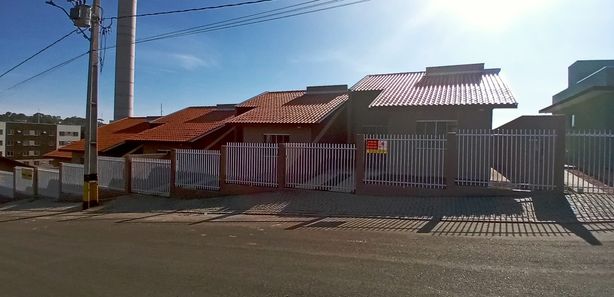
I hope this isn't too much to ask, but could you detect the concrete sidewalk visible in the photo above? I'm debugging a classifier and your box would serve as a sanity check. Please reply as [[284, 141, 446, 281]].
[[3, 190, 612, 224]]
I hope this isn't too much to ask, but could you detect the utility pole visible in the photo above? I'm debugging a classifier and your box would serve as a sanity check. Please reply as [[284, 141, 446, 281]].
[[83, 0, 101, 210]]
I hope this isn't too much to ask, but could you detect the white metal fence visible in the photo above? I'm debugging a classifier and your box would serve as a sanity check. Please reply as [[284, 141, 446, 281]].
[[14, 166, 35, 196], [176, 149, 220, 191], [363, 135, 446, 189], [226, 143, 278, 187], [456, 129, 557, 191], [0, 170, 14, 199], [37, 168, 60, 199], [131, 158, 171, 197], [61, 163, 84, 196], [98, 156, 126, 191], [286, 143, 356, 193], [566, 130, 613, 194]]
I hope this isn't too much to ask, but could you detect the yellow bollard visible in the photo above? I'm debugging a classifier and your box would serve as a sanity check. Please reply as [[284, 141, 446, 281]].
[[82, 181, 100, 210]]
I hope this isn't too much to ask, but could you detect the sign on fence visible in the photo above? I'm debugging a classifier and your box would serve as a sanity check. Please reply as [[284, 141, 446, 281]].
[[364, 134, 446, 189], [366, 139, 387, 154], [14, 166, 35, 196]]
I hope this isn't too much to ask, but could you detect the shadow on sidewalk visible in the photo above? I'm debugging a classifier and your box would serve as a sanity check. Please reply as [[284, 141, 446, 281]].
[[532, 193, 602, 245]]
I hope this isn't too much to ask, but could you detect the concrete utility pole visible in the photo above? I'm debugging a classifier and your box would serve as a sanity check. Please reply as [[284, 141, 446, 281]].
[[83, 0, 101, 209]]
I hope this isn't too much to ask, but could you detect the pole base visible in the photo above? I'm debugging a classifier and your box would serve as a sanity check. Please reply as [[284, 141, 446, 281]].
[[82, 180, 100, 210]]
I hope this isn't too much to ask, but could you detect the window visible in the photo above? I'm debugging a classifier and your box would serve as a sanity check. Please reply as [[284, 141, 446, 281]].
[[6, 151, 13, 157], [570, 114, 576, 128], [7, 140, 13, 146], [8, 129, 14, 135], [0, 140, 2, 146], [416, 120, 458, 135], [72, 132, 79, 137], [25, 130, 38, 136], [59, 131, 66, 136], [0, 129, 3, 135], [263, 134, 290, 143]]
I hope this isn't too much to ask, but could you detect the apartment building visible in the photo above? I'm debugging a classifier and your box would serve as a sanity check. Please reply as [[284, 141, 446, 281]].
[[0, 122, 81, 166]]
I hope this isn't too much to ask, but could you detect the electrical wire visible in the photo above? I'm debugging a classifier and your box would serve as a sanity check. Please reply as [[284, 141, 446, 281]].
[[0, 29, 78, 79], [2, 0, 369, 92], [107, 0, 275, 20], [45, 0, 91, 40]]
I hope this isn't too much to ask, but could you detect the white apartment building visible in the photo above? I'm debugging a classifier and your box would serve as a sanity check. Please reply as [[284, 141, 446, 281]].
[[57, 125, 81, 148]]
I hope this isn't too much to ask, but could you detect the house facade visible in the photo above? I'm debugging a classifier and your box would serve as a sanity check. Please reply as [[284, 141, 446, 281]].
[[229, 85, 350, 143], [349, 63, 518, 139], [540, 60, 614, 129]]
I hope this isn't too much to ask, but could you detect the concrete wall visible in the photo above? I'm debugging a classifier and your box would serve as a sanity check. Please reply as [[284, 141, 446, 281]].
[[553, 93, 614, 130], [241, 124, 313, 143], [348, 91, 493, 141]]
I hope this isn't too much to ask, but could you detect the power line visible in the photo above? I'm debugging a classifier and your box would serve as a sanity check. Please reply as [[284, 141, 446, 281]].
[[108, 0, 275, 20], [5, 52, 89, 91], [2, 0, 369, 92], [0, 29, 77, 79]]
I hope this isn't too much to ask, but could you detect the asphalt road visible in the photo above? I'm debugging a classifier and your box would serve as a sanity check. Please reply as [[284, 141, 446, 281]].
[[1, 218, 613, 297]]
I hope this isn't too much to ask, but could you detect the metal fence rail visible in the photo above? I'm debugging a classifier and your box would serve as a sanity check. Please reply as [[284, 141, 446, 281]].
[[14, 166, 35, 196], [98, 156, 126, 191], [0, 170, 14, 199], [61, 163, 84, 195], [131, 158, 171, 197], [286, 143, 356, 193], [226, 143, 278, 187], [566, 130, 613, 194], [457, 129, 557, 191], [37, 168, 60, 199], [364, 134, 446, 189], [176, 149, 220, 191]]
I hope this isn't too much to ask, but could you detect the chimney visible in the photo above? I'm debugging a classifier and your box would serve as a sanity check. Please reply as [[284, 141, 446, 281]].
[[113, 0, 137, 121]]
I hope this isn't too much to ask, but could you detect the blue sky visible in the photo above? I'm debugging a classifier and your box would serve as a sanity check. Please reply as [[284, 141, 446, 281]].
[[0, 0, 613, 127]]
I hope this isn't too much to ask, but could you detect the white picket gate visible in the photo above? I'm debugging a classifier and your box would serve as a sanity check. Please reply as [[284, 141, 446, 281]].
[[61, 163, 84, 196], [37, 168, 60, 199], [565, 130, 613, 194], [286, 143, 355, 193], [0, 170, 14, 199], [14, 166, 35, 196], [456, 129, 557, 191], [364, 135, 446, 189], [131, 158, 171, 197], [98, 156, 126, 191], [226, 143, 278, 187], [176, 149, 220, 191]]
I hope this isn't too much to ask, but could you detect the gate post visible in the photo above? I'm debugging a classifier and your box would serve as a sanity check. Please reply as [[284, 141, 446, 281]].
[[553, 116, 566, 194], [445, 132, 458, 191], [355, 135, 366, 194], [124, 155, 132, 193], [32, 167, 39, 198], [219, 145, 227, 192], [169, 150, 177, 196], [277, 144, 286, 188]]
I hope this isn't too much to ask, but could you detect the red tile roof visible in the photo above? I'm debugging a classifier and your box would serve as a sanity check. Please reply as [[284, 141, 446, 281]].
[[43, 149, 73, 159], [352, 65, 517, 108], [129, 107, 234, 142], [58, 117, 154, 153], [230, 91, 349, 124]]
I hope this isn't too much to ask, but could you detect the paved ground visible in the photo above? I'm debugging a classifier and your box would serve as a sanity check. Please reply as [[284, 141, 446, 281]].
[[1, 213, 613, 297]]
